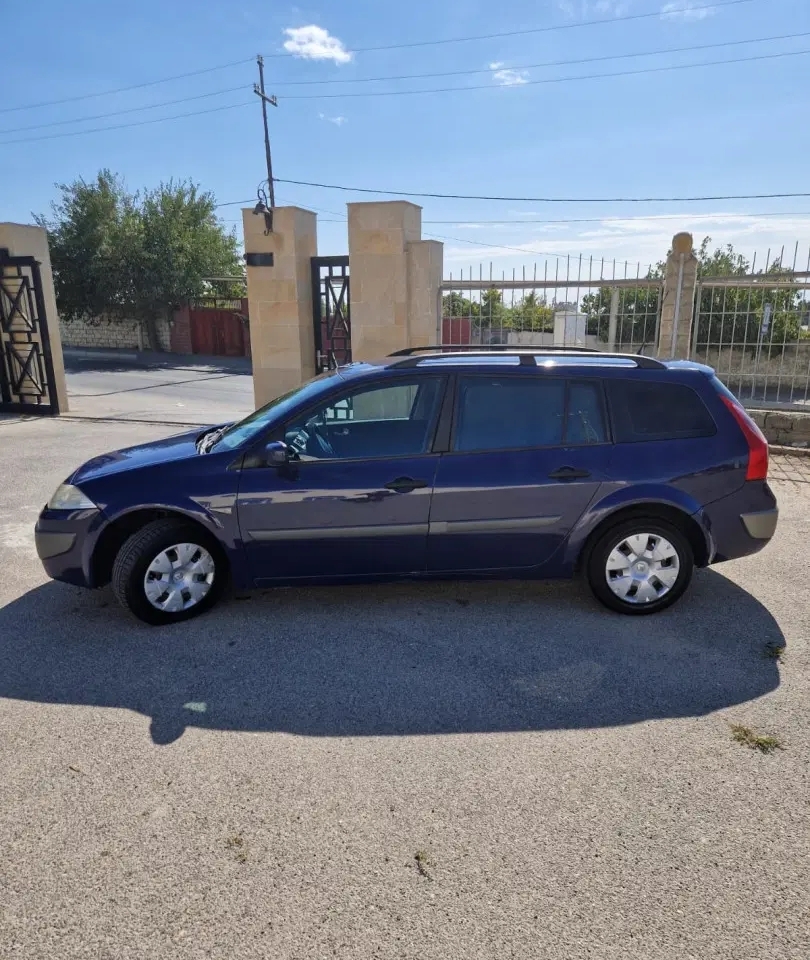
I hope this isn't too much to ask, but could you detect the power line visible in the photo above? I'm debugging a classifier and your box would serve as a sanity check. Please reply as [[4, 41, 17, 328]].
[[423, 211, 810, 225], [0, 85, 248, 136], [277, 47, 810, 100], [275, 178, 810, 205], [266, 30, 810, 86], [0, 58, 253, 116], [217, 199, 810, 222], [0, 101, 254, 146], [5, 38, 799, 145], [0, 0, 764, 118], [262, 0, 762, 57]]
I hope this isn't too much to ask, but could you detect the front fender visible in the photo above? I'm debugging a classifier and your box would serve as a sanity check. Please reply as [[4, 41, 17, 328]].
[[561, 482, 711, 570], [85, 496, 249, 589]]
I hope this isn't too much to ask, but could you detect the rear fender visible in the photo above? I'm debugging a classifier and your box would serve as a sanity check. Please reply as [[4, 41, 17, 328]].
[[562, 483, 711, 570]]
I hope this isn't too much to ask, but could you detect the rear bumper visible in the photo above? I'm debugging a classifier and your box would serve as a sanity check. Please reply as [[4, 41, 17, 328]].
[[701, 481, 778, 564], [740, 508, 779, 541]]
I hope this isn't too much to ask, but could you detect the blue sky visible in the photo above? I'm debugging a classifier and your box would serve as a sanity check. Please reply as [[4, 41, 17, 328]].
[[3, 0, 810, 275]]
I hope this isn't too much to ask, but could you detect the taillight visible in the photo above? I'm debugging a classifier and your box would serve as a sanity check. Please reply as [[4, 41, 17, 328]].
[[720, 395, 768, 480]]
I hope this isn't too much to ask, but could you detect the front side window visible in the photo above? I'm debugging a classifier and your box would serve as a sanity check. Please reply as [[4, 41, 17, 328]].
[[453, 376, 607, 452], [284, 377, 444, 461]]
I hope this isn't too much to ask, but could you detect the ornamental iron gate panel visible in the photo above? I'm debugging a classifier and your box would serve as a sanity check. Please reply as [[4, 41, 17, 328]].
[[0, 248, 60, 415], [311, 255, 350, 373]]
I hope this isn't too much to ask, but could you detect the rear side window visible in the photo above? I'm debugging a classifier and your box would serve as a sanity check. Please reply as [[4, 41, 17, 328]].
[[608, 379, 716, 442], [453, 377, 607, 452]]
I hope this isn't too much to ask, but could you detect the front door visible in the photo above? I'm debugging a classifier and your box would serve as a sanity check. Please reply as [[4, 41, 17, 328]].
[[237, 375, 447, 583], [428, 374, 611, 573]]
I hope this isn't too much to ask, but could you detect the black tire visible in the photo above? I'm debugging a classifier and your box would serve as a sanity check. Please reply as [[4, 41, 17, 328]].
[[111, 518, 226, 625], [586, 517, 694, 616]]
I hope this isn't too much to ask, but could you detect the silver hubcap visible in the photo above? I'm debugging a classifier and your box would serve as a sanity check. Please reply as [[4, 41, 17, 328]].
[[605, 532, 680, 605], [144, 542, 215, 613]]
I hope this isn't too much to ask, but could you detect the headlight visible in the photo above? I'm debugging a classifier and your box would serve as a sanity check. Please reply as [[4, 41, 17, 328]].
[[47, 483, 98, 511]]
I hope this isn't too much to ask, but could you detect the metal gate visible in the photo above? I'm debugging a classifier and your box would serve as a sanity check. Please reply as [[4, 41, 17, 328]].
[[311, 255, 350, 373], [0, 248, 60, 415]]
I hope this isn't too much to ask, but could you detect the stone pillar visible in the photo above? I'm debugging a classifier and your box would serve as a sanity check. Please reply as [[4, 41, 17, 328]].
[[0, 222, 69, 414], [657, 232, 699, 360], [243, 206, 317, 408], [407, 239, 443, 349], [348, 201, 442, 359]]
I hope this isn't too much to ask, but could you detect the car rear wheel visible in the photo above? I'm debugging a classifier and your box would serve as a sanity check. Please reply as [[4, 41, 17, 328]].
[[586, 518, 693, 615], [111, 518, 226, 625]]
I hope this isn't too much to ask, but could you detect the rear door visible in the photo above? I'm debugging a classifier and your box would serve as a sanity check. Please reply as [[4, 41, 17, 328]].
[[427, 374, 611, 573]]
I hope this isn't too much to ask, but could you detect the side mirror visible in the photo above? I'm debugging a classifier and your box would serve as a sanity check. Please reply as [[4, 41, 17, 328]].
[[265, 440, 290, 467]]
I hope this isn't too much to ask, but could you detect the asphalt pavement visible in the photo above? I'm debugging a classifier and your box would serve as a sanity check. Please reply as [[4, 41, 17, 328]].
[[0, 412, 808, 959], [63, 351, 254, 425]]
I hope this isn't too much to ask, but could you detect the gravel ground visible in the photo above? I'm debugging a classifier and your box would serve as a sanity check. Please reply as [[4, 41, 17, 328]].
[[1, 416, 808, 959]]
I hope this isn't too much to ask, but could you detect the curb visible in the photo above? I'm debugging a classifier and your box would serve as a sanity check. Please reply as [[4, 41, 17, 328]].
[[59, 414, 211, 428], [64, 348, 139, 362], [770, 444, 810, 459]]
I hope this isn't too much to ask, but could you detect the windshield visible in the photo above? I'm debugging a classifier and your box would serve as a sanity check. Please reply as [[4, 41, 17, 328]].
[[211, 371, 344, 451]]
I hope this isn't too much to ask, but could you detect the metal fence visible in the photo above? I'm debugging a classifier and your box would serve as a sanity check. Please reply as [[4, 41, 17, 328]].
[[440, 245, 810, 411], [690, 246, 810, 409], [440, 258, 661, 354]]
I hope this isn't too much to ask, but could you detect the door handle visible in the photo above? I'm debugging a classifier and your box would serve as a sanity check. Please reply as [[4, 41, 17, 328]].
[[548, 466, 592, 480], [384, 476, 429, 493]]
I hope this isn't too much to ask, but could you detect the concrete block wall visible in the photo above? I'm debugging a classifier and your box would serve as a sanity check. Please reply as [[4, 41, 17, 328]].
[[59, 314, 172, 352]]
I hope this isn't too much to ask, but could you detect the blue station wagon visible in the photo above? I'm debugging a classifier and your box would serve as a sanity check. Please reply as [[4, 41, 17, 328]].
[[35, 347, 778, 625]]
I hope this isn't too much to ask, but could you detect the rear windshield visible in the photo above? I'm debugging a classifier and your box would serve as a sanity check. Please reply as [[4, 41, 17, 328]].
[[608, 379, 717, 442]]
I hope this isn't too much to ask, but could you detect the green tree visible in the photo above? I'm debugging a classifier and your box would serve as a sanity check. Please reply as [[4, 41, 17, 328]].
[[37, 171, 243, 350], [477, 288, 510, 343], [442, 292, 480, 319], [509, 292, 553, 332]]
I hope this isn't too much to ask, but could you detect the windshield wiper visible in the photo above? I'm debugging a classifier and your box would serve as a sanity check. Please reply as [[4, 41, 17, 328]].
[[196, 426, 227, 454]]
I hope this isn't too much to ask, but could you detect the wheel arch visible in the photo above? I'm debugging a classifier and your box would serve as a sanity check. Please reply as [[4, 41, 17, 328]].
[[90, 506, 229, 588], [573, 501, 711, 574]]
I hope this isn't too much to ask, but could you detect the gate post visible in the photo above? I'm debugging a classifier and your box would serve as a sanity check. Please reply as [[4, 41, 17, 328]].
[[0, 223, 69, 414], [657, 232, 699, 360], [348, 202, 442, 359], [243, 206, 317, 407]]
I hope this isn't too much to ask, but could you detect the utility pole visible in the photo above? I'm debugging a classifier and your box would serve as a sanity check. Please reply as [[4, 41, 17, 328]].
[[253, 54, 277, 225]]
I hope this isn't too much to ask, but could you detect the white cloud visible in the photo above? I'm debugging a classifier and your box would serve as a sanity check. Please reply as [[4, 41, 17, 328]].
[[661, 0, 713, 21], [318, 112, 347, 126], [443, 213, 810, 274], [490, 64, 530, 87], [283, 25, 352, 63], [557, 0, 629, 17]]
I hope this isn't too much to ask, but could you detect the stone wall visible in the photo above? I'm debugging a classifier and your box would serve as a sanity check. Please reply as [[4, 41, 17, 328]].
[[59, 314, 172, 352], [750, 409, 810, 448]]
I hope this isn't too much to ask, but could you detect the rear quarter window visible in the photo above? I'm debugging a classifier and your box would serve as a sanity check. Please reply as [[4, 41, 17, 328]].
[[608, 379, 716, 442]]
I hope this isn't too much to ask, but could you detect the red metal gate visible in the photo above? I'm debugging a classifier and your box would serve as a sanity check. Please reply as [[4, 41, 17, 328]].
[[187, 302, 247, 357]]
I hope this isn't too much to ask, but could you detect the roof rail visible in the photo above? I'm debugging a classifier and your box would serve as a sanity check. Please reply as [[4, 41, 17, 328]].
[[387, 345, 666, 370], [389, 344, 599, 356]]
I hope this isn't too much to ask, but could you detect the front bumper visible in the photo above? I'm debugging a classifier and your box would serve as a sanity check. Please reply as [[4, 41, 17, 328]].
[[35, 508, 103, 587]]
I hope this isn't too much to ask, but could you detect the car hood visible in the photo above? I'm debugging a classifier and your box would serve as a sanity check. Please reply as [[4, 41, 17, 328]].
[[70, 426, 217, 483]]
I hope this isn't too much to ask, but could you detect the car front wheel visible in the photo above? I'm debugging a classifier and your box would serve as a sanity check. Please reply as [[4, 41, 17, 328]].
[[111, 518, 226, 625], [586, 518, 693, 615]]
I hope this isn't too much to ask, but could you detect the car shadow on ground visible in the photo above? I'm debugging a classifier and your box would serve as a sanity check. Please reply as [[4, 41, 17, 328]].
[[0, 570, 783, 745]]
